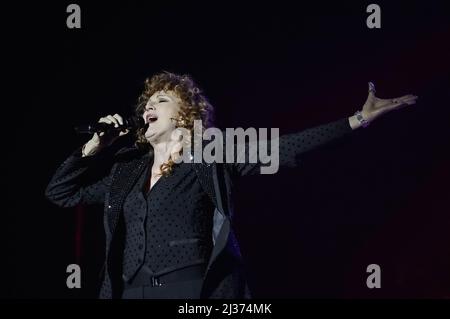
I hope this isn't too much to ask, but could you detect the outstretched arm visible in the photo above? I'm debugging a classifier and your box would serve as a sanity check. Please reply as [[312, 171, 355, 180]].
[[231, 117, 353, 176], [232, 82, 418, 177]]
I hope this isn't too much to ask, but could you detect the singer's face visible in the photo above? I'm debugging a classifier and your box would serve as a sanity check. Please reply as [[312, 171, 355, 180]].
[[142, 90, 182, 144]]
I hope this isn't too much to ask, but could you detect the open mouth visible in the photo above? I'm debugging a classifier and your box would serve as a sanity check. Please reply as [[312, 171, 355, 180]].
[[146, 114, 158, 124]]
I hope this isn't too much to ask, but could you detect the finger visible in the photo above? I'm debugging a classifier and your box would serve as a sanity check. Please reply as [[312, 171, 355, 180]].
[[368, 82, 376, 99], [119, 129, 129, 136], [98, 117, 113, 124], [383, 93, 415, 104], [368, 82, 376, 94], [395, 100, 415, 111], [106, 115, 119, 127], [386, 99, 416, 112], [113, 113, 124, 126], [401, 96, 418, 104], [398, 95, 417, 105], [395, 94, 417, 101]]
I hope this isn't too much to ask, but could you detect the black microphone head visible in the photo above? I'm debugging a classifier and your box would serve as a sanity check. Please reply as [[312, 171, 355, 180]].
[[125, 116, 146, 130], [74, 115, 147, 134]]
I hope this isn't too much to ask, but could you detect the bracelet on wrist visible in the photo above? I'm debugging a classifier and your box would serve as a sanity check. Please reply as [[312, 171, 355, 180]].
[[355, 110, 370, 128]]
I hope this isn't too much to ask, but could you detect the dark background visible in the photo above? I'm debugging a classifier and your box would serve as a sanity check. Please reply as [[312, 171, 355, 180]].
[[2, 1, 450, 298]]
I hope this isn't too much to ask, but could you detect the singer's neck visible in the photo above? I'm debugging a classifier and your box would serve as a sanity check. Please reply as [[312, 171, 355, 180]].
[[150, 140, 177, 168]]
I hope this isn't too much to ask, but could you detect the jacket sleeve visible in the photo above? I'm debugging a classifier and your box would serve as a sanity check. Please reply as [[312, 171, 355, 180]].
[[231, 117, 353, 177], [45, 145, 116, 208]]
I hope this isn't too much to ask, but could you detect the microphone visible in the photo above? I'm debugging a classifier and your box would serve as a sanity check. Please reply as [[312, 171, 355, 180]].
[[74, 115, 146, 134]]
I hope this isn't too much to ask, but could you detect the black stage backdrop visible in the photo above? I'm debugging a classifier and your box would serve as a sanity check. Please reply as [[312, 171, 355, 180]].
[[2, 1, 450, 299]]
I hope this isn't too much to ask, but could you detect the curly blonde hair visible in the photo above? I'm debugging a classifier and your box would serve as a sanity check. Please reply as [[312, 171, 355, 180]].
[[134, 71, 214, 176]]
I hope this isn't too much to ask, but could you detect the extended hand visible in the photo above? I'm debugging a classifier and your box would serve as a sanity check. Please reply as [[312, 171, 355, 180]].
[[361, 82, 418, 123]]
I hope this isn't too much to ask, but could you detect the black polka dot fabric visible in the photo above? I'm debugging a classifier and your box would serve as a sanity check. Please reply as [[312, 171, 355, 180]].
[[122, 161, 214, 280], [44, 145, 115, 207], [232, 118, 352, 176]]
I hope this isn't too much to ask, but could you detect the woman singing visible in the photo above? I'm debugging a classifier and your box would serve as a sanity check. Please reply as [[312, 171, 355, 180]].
[[45, 72, 417, 299]]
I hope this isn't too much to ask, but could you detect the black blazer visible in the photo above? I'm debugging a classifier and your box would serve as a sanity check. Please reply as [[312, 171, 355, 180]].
[[45, 118, 353, 298]]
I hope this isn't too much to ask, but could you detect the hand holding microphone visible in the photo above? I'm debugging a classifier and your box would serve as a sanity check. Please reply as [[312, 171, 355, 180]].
[[79, 114, 145, 157]]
